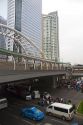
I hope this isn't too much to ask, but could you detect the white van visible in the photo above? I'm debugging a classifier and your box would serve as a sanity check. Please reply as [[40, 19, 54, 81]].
[[46, 102, 74, 120], [0, 98, 8, 110]]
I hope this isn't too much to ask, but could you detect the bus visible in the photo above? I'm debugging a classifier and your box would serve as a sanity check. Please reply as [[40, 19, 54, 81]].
[[0, 98, 8, 110], [46, 102, 74, 120]]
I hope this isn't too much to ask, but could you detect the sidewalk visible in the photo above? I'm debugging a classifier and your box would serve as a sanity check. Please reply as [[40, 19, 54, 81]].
[[50, 87, 83, 106]]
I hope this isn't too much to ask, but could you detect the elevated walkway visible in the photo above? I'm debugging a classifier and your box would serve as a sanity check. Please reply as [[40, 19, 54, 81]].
[[0, 70, 66, 84]]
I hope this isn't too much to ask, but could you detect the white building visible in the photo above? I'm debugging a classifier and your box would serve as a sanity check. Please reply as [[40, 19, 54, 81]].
[[7, 0, 42, 52], [42, 11, 59, 62]]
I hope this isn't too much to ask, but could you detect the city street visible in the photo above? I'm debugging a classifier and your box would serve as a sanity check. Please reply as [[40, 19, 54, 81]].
[[0, 103, 77, 125], [0, 87, 83, 125], [0, 0, 83, 125]]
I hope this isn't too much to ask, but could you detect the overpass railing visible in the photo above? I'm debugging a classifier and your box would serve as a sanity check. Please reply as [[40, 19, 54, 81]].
[[0, 24, 71, 71], [0, 58, 66, 71], [0, 48, 71, 71]]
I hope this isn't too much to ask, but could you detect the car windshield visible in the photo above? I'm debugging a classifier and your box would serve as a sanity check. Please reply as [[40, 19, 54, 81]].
[[69, 107, 74, 112]]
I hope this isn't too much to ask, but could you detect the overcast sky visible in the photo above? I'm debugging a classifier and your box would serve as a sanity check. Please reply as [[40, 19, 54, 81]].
[[0, 0, 7, 19], [0, 0, 83, 64], [43, 0, 83, 65]]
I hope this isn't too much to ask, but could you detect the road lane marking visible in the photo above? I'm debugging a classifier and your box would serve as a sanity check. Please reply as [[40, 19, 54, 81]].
[[22, 119, 35, 125], [8, 103, 71, 125], [51, 118, 69, 125], [12, 115, 35, 125], [44, 123, 52, 125], [3, 109, 35, 125], [37, 123, 52, 125]]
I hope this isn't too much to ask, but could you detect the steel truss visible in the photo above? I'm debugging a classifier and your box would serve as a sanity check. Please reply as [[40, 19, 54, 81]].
[[0, 24, 44, 59]]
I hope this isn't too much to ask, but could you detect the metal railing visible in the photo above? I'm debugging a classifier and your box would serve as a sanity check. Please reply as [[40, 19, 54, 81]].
[[0, 24, 71, 71]]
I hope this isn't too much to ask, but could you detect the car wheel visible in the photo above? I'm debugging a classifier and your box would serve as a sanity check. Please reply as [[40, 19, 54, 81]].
[[62, 116, 66, 121]]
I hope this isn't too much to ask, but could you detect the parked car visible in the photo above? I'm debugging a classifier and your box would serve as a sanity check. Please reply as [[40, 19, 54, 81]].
[[21, 106, 45, 121]]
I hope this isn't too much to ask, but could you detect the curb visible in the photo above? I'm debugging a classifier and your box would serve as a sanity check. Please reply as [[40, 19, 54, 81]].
[[75, 113, 83, 119], [76, 101, 83, 119]]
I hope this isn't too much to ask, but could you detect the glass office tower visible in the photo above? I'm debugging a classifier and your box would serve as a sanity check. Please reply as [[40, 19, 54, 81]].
[[42, 11, 59, 62], [7, 0, 42, 51], [0, 16, 7, 49]]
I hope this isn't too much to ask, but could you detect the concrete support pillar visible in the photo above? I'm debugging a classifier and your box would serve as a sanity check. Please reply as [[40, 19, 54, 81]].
[[58, 76, 61, 86], [46, 62, 49, 70], [58, 63, 60, 70], [22, 58, 27, 70], [33, 60, 36, 70], [40, 61, 43, 70], [24, 59, 27, 70], [54, 63, 56, 70], [27, 60, 29, 70], [13, 57, 16, 70], [61, 63, 64, 70], [52, 63, 54, 70], [53, 76, 58, 88]]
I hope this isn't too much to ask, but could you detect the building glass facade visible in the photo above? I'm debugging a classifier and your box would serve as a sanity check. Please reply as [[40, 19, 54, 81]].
[[0, 16, 7, 49], [7, 0, 42, 51], [42, 11, 59, 62]]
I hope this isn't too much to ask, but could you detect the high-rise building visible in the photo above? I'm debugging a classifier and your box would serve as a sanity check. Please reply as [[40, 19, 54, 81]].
[[42, 11, 59, 62], [0, 16, 7, 49], [7, 0, 42, 52], [0, 16, 7, 60]]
